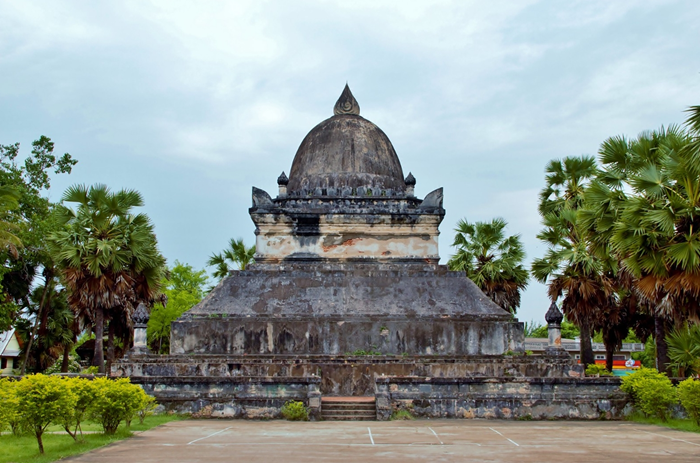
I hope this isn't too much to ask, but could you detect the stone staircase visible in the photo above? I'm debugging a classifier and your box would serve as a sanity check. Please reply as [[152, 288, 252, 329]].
[[321, 397, 376, 421]]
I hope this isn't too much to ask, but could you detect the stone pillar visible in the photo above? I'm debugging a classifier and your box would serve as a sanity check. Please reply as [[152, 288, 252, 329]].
[[545, 301, 564, 355], [130, 303, 150, 355], [307, 379, 322, 420], [375, 380, 391, 421], [277, 172, 289, 198]]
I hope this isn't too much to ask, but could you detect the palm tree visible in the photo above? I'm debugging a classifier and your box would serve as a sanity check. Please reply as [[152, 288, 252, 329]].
[[666, 323, 700, 377], [448, 218, 528, 314], [532, 207, 613, 367], [208, 238, 256, 280], [591, 124, 700, 373], [538, 156, 598, 215], [49, 184, 166, 373], [533, 156, 611, 367]]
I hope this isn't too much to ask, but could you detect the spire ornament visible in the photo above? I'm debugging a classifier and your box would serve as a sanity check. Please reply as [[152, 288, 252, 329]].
[[333, 84, 360, 116]]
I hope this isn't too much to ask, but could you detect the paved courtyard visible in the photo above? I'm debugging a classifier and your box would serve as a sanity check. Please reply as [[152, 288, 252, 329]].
[[66, 420, 700, 462]]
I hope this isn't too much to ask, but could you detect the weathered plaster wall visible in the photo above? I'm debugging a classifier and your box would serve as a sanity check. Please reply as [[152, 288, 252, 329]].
[[375, 376, 628, 420], [113, 353, 582, 396], [170, 318, 523, 357], [252, 212, 441, 262], [134, 376, 322, 419]]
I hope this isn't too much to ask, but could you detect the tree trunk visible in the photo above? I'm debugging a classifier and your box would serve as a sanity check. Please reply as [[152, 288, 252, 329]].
[[106, 321, 115, 373], [579, 321, 595, 367], [654, 315, 671, 375], [36, 430, 44, 454], [64, 425, 77, 441], [93, 307, 105, 373], [605, 344, 615, 372], [36, 272, 53, 353], [20, 283, 50, 375], [61, 342, 71, 373]]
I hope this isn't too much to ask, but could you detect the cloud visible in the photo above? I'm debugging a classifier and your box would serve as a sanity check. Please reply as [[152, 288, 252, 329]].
[[1, 0, 699, 325]]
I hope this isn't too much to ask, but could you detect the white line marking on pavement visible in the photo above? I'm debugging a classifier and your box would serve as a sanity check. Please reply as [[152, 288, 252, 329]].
[[428, 427, 443, 445], [368, 427, 375, 445], [187, 426, 233, 445], [489, 427, 519, 446], [641, 430, 700, 448]]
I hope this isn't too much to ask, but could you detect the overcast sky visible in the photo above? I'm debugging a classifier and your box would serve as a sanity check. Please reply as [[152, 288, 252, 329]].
[[1, 0, 699, 325]]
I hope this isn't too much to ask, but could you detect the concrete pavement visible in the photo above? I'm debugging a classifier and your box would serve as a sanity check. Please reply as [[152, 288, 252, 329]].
[[65, 419, 700, 462]]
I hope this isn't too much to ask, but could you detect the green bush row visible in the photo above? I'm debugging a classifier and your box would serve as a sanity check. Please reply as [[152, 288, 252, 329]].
[[621, 367, 700, 424], [0, 374, 156, 454]]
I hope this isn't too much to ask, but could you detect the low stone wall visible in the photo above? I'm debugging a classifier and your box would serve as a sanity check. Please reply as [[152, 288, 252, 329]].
[[131, 376, 322, 419], [114, 353, 583, 396], [375, 376, 628, 421]]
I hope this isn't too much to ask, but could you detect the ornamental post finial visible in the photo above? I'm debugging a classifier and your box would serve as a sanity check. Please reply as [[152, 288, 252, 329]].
[[333, 84, 360, 116]]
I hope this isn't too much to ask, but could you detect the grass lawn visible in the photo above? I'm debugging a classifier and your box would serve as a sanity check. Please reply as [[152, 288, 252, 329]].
[[0, 414, 186, 463], [628, 414, 700, 433]]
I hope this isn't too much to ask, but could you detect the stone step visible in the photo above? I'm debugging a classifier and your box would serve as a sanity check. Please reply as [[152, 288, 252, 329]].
[[321, 409, 376, 416], [321, 397, 376, 421], [321, 415, 376, 421], [322, 403, 376, 410]]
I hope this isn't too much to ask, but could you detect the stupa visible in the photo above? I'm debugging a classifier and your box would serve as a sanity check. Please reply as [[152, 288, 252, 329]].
[[118, 86, 622, 421], [170, 85, 524, 356]]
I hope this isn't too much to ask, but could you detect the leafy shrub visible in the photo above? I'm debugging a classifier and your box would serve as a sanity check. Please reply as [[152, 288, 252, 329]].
[[636, 377, 677, 420], [90, 377, 146, 434], [586, 364, 614, 377], [138, 394, 158, 424], [390, 409, 415, 420], [280, 400, 308, 421], [82, 365, 99, 375], [621, 367, 676, 420], [0, 378, 19, 434], [124, 386, 154, 427], [14, 374, 77, 454], [60, 377, 98, 440], [621, 367, 669, 403], [678, 377, 700, 425]]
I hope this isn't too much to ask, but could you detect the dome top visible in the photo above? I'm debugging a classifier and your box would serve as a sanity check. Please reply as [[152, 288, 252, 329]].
[[286, 85, 406, 195]]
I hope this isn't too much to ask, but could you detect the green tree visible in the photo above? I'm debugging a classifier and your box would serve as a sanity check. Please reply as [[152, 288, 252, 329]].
[[148, 261, 209, 353], [49, 184, 166, 373], [208, 238, 256, 279], [526, 319, 580, 339], [16, 285, 75, 373], [0, 136, 76, 368], [0, 185, 21, 256], [532, 155, 610, 367], [14, 374, 77, 454], [0, 186, 21, 331], [448, 218, 528, 314]]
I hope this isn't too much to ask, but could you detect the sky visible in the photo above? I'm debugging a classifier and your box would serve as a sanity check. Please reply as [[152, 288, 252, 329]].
[[1, 0, 699, 325]]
